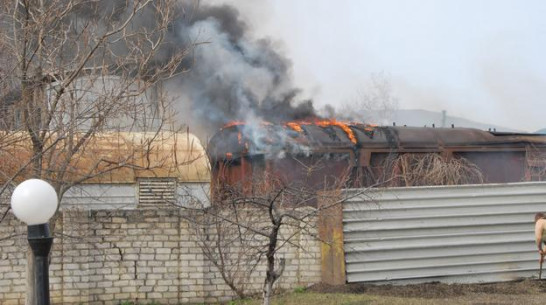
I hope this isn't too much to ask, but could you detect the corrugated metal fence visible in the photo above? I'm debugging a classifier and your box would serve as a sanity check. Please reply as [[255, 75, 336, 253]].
[[343, 182, 546, 284]]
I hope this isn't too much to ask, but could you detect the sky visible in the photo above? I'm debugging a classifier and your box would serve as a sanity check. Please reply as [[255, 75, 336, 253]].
[[212, 0, 546, 132]]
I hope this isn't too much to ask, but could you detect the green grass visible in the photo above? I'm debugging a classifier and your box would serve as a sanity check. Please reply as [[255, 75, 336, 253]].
[[119, 301, 161, 305], [293, 286, 306, 293], [118, 287, 546, 305], [226, 292, 436, 305], [223, 291, 546, 305]]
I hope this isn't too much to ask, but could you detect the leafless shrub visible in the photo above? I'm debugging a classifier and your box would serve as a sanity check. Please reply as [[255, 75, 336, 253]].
[[184, 170, 344, 305], [526, 145, 546, 181], [384, 153, 484, 186]]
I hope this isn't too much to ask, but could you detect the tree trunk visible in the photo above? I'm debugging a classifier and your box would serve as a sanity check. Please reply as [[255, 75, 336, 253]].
[[262, 221, 283, 305], [262, 281, 273, 305]]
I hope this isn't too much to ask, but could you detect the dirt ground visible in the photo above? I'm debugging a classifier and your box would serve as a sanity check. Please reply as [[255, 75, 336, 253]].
[[307, 279, 546, 304]]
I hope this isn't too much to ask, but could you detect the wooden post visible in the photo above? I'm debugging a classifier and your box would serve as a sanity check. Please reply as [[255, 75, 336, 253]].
[[318, 191, 346, 285]]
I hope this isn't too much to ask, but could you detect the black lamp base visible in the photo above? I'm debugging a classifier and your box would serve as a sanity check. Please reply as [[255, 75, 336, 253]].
[[28, 223, 53, 305]]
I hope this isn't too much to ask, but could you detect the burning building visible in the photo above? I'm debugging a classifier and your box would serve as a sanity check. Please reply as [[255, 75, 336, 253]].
[[208, 121, 546, 197]]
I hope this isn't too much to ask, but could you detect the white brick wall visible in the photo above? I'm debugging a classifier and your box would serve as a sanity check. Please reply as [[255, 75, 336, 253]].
[[0, 208, 321, 304]]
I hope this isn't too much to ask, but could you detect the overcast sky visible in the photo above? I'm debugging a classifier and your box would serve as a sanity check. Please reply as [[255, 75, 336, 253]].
[[212, 0, 546, 132]]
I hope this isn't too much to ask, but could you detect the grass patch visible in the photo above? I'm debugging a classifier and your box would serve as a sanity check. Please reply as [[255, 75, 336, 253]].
[[227, 292, 439, 305], [118, 280, 546, 305]]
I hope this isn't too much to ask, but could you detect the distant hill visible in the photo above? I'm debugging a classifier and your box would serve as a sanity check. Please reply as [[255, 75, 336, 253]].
[[390, 109, 523, 132]]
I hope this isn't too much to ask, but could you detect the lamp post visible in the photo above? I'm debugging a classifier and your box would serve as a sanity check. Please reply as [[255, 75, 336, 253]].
[[11, 179, 58, 305]]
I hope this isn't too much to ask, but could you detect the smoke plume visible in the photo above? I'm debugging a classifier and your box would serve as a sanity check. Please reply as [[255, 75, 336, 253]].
[[1, 1, 317, 139], [166, 3, 317, 137]]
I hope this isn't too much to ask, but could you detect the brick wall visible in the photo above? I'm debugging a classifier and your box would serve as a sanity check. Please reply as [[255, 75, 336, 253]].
[[0, 208, 321, 304], [0, 213, 27, 305]]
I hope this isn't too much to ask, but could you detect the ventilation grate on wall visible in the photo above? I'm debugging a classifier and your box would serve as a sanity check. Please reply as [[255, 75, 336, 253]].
[[138, 178, 176, 207]]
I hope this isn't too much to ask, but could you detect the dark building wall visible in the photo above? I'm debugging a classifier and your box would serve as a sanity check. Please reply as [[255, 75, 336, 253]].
[[209, 124, 546, 196]]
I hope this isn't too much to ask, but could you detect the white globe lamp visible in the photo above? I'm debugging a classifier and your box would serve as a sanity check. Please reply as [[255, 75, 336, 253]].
[[11, 179, 58, 225], [11, 179, 58, 305]]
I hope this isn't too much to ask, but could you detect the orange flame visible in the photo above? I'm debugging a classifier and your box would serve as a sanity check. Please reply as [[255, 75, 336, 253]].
[[224, 119, 364, 145], [286, 120, 359, 144], [316, 119, 357, 144], [222, 121, 245, 129], [286, 122, 303, 133]]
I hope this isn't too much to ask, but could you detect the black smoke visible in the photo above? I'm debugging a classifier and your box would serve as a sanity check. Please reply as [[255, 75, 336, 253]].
[[1, 1, 318, 138], [164, 2, 318, 136]]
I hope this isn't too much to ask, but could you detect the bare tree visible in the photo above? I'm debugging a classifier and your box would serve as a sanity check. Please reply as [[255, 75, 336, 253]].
[[185, 167, 349, 305], [0, 1, 197, 303], [340, 72, 399, 125]]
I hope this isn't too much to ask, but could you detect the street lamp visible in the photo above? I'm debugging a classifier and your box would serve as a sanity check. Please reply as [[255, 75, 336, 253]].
[[11, 179, 58, 305]]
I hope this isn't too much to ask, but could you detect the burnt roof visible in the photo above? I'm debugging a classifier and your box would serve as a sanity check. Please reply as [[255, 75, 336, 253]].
[[208, 122, 546, 161]]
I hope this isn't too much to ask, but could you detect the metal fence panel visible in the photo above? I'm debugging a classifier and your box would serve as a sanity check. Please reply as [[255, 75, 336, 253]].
[[343, 182, 546, 284]]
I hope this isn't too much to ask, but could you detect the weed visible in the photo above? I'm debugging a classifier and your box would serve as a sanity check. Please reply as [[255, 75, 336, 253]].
[[294, 286, 306, 293]]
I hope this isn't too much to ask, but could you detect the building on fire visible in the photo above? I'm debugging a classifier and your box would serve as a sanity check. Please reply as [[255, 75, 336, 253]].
[[208, 121, 546, 197]]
